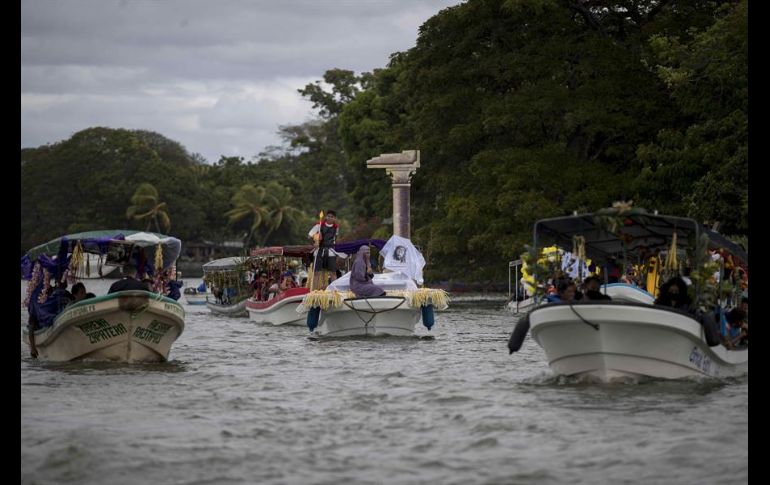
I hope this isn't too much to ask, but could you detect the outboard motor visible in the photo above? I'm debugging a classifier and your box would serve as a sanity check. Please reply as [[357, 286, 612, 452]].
[[697, 309, 722, 347], [508, 313, 531, 354]]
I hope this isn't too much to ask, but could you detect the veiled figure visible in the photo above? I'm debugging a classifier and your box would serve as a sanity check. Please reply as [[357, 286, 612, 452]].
[[350, 246, 386, 298]]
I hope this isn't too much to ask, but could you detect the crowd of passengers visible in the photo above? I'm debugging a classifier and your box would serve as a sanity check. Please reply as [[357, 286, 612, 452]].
[[209, 268, 312, 304], [26, 264, 184, 331], [542, 270, 748, 350]]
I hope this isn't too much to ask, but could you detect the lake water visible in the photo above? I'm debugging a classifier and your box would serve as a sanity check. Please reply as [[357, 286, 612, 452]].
[[21, 280, 748, 484]]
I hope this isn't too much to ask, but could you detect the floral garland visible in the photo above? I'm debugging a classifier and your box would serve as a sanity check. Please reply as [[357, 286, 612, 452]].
[[38, 269, 51, 304], [23, 262, 42, 308]]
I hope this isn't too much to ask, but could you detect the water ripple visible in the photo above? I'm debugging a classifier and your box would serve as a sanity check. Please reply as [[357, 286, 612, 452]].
[[20, 284, 748, 485]]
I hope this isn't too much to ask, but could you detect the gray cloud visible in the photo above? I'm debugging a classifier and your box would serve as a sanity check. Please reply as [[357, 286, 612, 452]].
[[21, 0, 461, 162]]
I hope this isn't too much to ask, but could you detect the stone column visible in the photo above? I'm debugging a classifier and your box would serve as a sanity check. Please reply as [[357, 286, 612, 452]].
[[366, 150, 420, 238]]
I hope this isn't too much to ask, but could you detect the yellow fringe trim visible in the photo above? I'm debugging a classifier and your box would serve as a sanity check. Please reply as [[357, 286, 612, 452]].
[[298, 288, 450, 312], [299, 290, 355, 311]]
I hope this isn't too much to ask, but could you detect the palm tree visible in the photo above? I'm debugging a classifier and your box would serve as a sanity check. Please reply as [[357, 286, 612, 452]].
[[260, 181, 306, 245], [126, 183, 171, 233], [225, 184, 274, 248]]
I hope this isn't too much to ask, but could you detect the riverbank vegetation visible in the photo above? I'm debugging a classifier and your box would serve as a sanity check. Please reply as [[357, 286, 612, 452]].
[[21, 0, 747, 284]]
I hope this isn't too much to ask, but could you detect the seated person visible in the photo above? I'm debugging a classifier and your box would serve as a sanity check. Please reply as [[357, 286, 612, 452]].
[[582, 276, 611, 301], [70, 282, 88, 304], [55, 280, 74, 303], [723, 308, 748, 349], [197, 281, 207, 293], [654, 276, 691, 311], [213, 285, 224, 304], [267, 282, 280, 300], [350, 245, 386, 298], [546, 279, 577, 303], [167, 278, 183, 301], [31, 280, 74, 328], [109, 265, 149, 293], [279, 271, 298, 291], [223, 287, 236, 305], [253, 272, 268, 300]]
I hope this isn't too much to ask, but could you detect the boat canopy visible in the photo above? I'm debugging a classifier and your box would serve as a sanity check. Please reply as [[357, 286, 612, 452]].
[[334, 239, 386, 254], [21, 230, 182, 280], [202, 256, 249, 272], [534, 212, 748, 265], [249, 239, 386, 259], [250, 245, 314, 258]]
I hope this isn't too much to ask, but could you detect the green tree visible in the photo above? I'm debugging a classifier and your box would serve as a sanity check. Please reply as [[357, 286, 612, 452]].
[[225, 184, 274, 248], [261, 181, 306, 245], [339, 0, 676, 280], [126, 183, 171, 233], [634, 0, 747, 235]]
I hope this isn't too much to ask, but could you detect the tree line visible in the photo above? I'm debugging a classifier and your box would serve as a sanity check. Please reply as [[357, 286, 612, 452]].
[[21, 0, 747, 284]]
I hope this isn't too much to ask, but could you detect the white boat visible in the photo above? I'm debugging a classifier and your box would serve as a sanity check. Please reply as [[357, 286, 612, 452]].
[[205, 298, 248, 317], [183, 286, 210, 305], [602, 283, 654, 304], [184, 292, 209, 305], [529, 302, 746, 380], [506, 296, 541, 314], [509, 208, 748, 382], [297, 237, 449, 338], [22, 290, 185, 362], [247, 287, 310, 326], [21, 230, 186, 362]]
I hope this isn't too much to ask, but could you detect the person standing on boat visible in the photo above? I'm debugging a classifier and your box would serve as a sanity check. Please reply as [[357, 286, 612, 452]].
[[308, 210, 340, 289], [350, 245, 386, 298], [108, 264, 148, 293]]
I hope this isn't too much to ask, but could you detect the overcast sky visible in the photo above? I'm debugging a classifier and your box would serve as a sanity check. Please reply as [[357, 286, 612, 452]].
[[21, 0, 461, 163]]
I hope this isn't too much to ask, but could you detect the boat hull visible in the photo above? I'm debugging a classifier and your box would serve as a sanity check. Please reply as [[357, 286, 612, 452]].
[[206, 299, 248, 317], [602, 283, 654, 304], [506, 297, 539, 314], [246, 288, 309, 326], [22, 291, 185, 362], [529, 303, 747, 382], [315, 297, 422, 337], [184, 293, 208, 305]]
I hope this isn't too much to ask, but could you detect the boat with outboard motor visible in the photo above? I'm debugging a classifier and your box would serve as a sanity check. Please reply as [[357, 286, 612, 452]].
[[508, 206, 748, 381], [183, 288, 209, 305], [297, 236, 449, 337], [202, 256, 251, 317], [21, 230, 185, 362], [183, 281, 210, 305]]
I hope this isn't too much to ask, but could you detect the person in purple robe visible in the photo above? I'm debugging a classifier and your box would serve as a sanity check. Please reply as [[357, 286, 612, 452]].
[[350, 245, 386, 298]]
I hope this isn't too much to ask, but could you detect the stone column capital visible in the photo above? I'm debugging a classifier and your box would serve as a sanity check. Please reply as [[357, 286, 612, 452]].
[[365, 150, 419, 239]]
